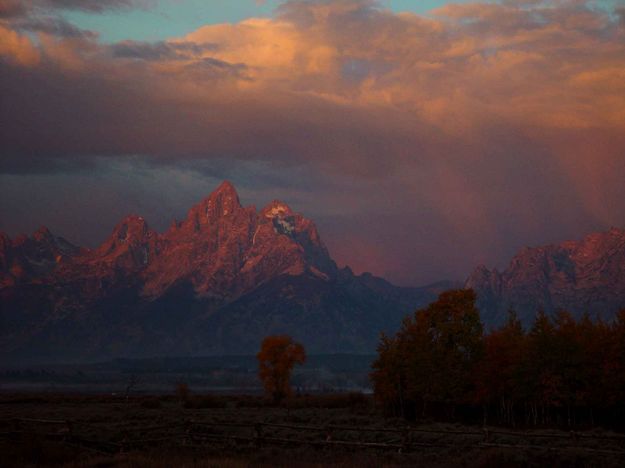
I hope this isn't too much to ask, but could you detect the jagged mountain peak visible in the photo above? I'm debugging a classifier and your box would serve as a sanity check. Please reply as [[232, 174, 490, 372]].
[[11, 233, 29, 247], [107, 215, 152, 243], [94, 181, 335, 299], [32, 226, 53, 242], [179, 181, 246, 234], [207, 179, 239, 201], [0, 231, 10, 248], [91, 215, 157, 271], [261, 200, 293, 219], [465, 264, 497, 284], [214, 179, 237, 195], [467, 226, 625, 327], [206, 180, 241, 213]]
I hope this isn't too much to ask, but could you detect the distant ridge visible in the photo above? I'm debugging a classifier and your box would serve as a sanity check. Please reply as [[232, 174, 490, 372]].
[[466, 227, 625, 327]]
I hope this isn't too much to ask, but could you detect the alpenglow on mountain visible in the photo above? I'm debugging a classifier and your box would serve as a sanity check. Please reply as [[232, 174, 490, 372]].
[[0, 182, 450, 362], [466, 228, 625, 327]]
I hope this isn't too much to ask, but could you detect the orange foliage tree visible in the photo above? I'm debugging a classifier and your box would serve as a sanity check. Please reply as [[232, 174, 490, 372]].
[[371, 289, 483, 419], [373, 289, 625, 428], [257, 335, 306, 403], [475, 310, 525, 426]]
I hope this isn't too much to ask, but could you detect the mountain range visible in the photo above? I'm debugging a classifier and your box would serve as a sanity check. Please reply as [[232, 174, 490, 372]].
[[2, 181, 624, 362], [0, 182, 452, 362], [466, 228, 625, 327]]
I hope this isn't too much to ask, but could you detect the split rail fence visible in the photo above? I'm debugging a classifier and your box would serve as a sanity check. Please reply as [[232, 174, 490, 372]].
[[2, 417, 625, 458]]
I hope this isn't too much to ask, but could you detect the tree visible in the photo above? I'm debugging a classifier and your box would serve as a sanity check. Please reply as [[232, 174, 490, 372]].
[[374, 294, 625, 428], [371, 332, 406, 416], [475, 310, 525, 426], [175, 382, 190, 404], [519, 310, 560, 425], [604, 310, 625, 408], [257, 335, 306, 403], [372, 289, 483, 419]]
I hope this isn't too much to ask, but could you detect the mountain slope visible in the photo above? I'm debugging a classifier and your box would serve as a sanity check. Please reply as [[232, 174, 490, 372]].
[[466, 228, 625, 327], [0, 182, 444, 362]]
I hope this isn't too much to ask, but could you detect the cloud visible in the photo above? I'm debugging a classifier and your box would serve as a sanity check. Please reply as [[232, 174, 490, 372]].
[[36, 0, 154, 13], [0, 0, 154, 20], [13, 16, 98, 38], [110, 40, 218, 61], [0, 0, 28, 18], [0, 25, 40, 65], [1, 0, 625, 285]]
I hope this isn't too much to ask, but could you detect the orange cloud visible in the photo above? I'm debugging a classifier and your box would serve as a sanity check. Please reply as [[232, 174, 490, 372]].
[[0, 25, 39, 65]]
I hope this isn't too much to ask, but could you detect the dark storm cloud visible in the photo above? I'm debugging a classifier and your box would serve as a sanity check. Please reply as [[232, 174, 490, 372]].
[[0, 0, 28, 18], [14, 16, 97, 38], [111, 40, 218, 61], [37, 0, 154, 13], [0, 52, 414, 176], [0, 0, 153, 19], [616, 7, 625, 26]]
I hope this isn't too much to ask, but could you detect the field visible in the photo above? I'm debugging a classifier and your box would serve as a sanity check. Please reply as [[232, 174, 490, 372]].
[[0, 355, 373, 395], [2, 393, 625, 467]]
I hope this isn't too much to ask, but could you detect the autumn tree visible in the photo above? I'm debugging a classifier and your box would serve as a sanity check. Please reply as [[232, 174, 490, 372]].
[[372, 289, 483, 419], [371, 333, 406, 416], [519, 310, 566, 424], [551, 310, 591, 425], [257, 335, 306, 403], [374, 292, 625, 428], [604, 310, 625, 409], [475, 310, 525, 426]]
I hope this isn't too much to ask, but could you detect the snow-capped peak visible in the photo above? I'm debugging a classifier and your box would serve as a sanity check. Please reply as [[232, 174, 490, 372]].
[[263, 201, 292, 218]]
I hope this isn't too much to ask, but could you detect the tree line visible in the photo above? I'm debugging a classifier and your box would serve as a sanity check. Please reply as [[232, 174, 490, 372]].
[[371, 289, 625, 429]]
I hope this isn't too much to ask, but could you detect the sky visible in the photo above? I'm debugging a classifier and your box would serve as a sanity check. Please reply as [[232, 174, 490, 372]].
[[61, 1, 478, 43], [1, 0, 625, 286]]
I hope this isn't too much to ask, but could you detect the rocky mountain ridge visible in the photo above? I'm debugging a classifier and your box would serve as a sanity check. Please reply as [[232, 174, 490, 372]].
[[4, 181, 623, 361], [466, 227, 625, 327], [0, 182, 448, 362]]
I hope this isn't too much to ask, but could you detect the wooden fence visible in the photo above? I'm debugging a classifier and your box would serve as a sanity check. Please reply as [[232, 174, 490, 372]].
[[2, 417, 625, 457]]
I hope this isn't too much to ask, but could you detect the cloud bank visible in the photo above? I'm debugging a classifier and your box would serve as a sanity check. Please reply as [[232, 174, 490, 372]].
[[1, 0, 624, 285]]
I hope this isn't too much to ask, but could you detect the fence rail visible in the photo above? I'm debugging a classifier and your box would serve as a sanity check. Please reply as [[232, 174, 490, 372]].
[[2, 417, 625, 457]]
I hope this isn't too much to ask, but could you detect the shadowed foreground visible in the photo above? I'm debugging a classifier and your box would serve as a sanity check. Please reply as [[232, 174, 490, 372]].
[[2, 394, 625, 467]]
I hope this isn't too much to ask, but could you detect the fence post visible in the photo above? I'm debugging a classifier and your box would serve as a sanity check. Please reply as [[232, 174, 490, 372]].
[[119, 436, 127, 454], [255, 423, 263, 449], [182, 419, 189, 446], [11, 418, 20, 435], [65, 420, 73, 442], [400, 428, 409, 453]]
